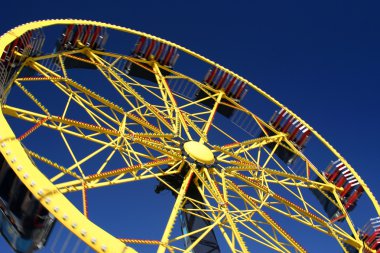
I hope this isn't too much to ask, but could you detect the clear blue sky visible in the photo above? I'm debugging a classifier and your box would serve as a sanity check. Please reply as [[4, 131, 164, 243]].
[[1, 0, 379, 252]]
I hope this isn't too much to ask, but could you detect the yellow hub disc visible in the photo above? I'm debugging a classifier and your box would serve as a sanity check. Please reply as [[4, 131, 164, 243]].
[[183, 141, 215, 165]]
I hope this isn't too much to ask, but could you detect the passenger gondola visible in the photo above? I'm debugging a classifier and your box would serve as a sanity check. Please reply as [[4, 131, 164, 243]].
[[310, 160, 364, 222], [124, 36, 180, 82], [54, 24, 108, 69], [0, 151, 55, 253], [259, 108, 311, 164], [0, 28, 45, 88], [195, 67, 248, 118]]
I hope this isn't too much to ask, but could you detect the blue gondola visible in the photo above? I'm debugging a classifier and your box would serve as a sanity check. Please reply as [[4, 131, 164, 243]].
[[1, 209, 35, 253], [0, 151, 55, 252]]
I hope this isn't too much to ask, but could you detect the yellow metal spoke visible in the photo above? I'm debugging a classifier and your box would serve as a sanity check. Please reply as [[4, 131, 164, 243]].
[[182, 214, 225, 253], [51, 135, 119, 182], [202, 91, 224, 138], [227, 180, 306, 253], [2, 105, 118, 145], [229, 171, 360, 249], [87, 157, 176, 181], [55, 160, 180, 193], [152, 62, 192, 140], [86, 50, 175, 133], [27, 60, 122, 127], [27, 150, 82, 180], [226, 206, 289, 252], [14, 80, 50, 115], [192, 168, 250, 252], [158, 169, 195, 253]]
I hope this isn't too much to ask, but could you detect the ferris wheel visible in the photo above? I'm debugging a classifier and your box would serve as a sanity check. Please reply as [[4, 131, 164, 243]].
[[0, 19, 379, 253]]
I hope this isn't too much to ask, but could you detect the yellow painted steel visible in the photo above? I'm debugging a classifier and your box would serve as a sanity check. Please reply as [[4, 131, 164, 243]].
[[157, 169, 194, 253], [0, 113, 136, 253], [152, 62, 193, 140], [202, 91, 224, 138], [183, 141, 215, 165], [0, 18, 378, 253]]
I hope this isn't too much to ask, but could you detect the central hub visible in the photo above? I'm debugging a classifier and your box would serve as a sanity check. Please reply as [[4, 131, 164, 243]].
[[183, 141, 215, 165]]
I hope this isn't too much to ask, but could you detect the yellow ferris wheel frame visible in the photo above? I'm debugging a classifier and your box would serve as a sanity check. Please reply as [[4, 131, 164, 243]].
[[0, 19, 379, 253]]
